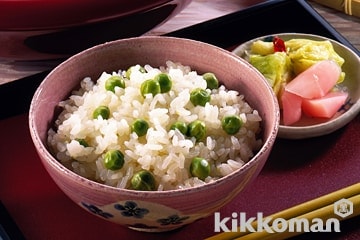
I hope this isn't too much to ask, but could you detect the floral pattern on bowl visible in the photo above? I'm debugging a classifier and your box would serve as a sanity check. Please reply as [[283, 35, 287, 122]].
[[81, 200, 196, 232]]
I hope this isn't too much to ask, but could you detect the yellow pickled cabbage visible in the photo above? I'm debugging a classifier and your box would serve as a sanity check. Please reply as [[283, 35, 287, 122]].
[[250, 40, 274, 55], [249, 52, 292, 97], [248, 38, 346, 98], [286, 39, 345, 81]]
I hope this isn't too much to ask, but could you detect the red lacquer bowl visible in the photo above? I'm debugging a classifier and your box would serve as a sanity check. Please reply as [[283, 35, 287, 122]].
[[0, 0, 191, 60]]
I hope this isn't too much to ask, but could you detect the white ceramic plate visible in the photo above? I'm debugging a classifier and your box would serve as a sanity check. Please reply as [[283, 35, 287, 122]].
[[233, 33, 360, 139]]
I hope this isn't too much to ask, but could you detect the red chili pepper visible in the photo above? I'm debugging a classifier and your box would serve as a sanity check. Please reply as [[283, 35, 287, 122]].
[[273, 36, 286, 52]]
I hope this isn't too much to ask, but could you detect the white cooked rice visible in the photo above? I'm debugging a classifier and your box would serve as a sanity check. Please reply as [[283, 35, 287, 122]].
[[47, 61, 262, 191]]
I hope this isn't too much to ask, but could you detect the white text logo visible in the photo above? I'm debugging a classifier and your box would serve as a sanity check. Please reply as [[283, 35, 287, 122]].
[[214, 198, 354, 233]]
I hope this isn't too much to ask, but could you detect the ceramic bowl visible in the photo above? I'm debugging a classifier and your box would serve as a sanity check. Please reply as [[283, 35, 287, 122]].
[[29, 36, 279, 232], [233, 33, 360, 139], [0, 0, 191, 60]]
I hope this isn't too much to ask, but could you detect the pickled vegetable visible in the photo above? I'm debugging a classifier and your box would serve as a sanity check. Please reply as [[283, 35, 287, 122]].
[[250, 52, 292, 97]]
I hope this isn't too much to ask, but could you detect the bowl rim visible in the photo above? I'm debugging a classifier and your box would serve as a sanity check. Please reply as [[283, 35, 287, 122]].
[[29, 36, 280, 198], [232, 32, 360, 139]]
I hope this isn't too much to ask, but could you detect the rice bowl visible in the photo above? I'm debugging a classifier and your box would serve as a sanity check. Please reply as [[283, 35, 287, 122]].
[[29, 36, 279, 231]]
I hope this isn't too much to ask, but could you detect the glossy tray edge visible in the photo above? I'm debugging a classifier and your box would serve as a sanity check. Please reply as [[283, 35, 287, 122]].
[[0, 201, 25, 240], [166, 0, 359, 54]]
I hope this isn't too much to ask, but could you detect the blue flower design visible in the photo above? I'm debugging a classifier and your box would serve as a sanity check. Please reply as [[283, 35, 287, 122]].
[[157, 214, 189, 225], [81, 202, 113, 219], [114, 201, 149, 219], [338, 98, 353, 112]]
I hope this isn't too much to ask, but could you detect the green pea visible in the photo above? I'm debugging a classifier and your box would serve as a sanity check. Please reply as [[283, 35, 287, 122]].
[[76, 138, 89, 147], [93, 106, 110, 119], [190, 88, 211, 106], [140, 79, 161, 97], [187, 120, 206, 141], [105, 75, 125, 92], [155, 73, 172, 93], [104, 150, 124, 171], [221, 115, 243, 135], [126, 65, 146, 79], [202, 72, 219, 90], [131, 119, 149, 137], [170, 121, 188, 135], [131, 170, 156, 191], [190, 157, 210, 180]]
